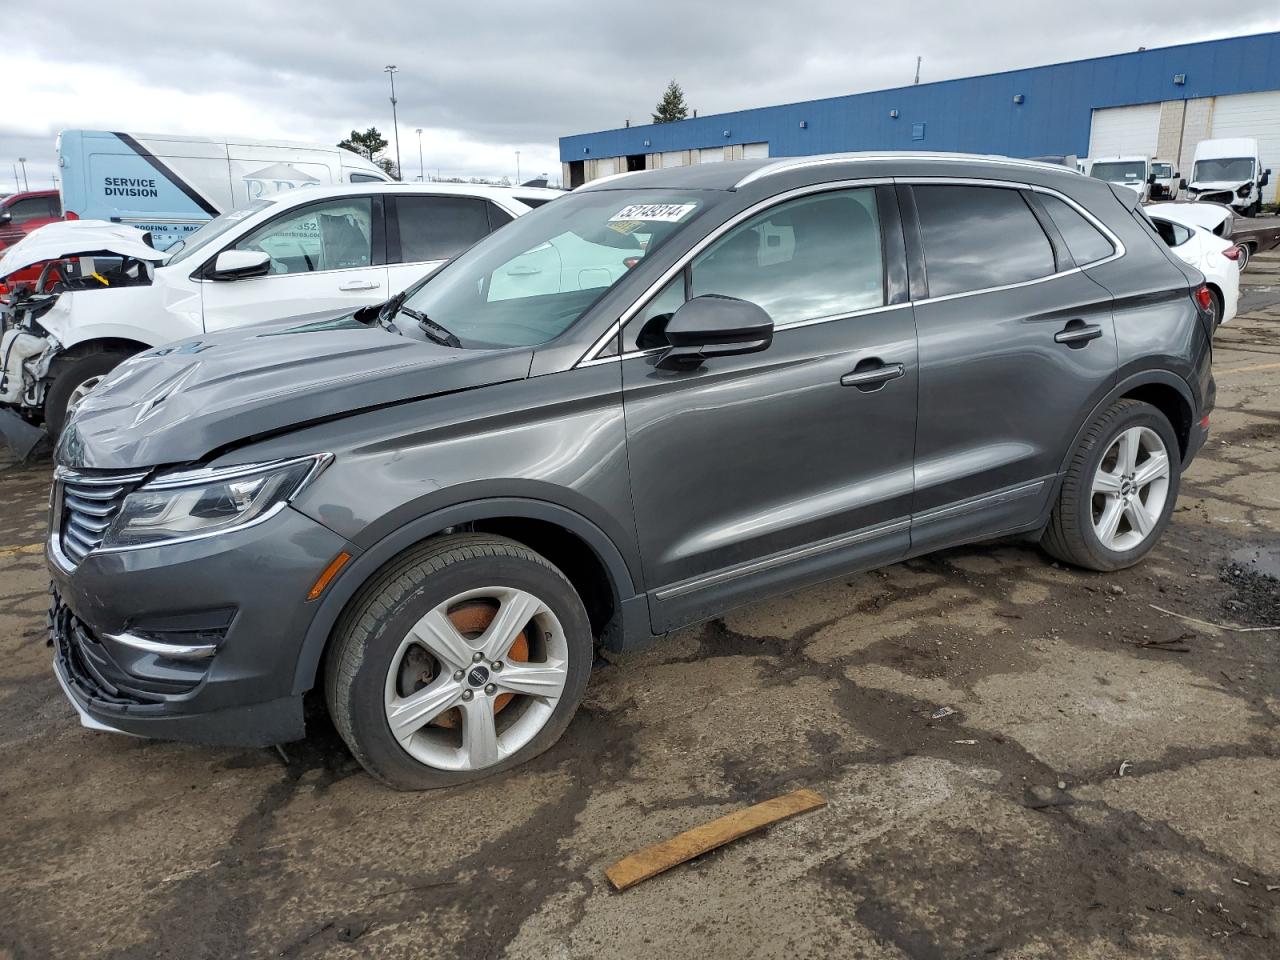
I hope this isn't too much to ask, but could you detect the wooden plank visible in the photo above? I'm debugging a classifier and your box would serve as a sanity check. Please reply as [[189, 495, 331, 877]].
[[604, 788, 827, 892]]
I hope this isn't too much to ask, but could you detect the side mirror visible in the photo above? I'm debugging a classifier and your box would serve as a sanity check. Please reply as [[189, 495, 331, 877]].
[[0, 211, 10, 225], [656, 295, 773, 371], [1146, 173, 1157, 185], [1261, 170, 1271, 187], [208, 249, 271, 280], [1179, 178, 1187, 190]]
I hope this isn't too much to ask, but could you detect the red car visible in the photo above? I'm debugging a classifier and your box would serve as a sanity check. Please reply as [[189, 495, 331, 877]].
[[0, 190, 65, 251]]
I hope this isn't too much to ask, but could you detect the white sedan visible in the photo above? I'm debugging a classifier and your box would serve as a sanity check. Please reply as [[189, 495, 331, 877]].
[[1148, 211, 1240, 327]]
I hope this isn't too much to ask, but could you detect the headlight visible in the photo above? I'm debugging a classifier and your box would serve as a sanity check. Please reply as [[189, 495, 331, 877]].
[[100, 454, 331, 549], [1236, 184, 1251, 199]]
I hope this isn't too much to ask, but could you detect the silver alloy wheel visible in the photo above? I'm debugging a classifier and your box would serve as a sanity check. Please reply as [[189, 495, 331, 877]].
[[382, 586, 569, 771], [1091, 425, 1171, 553], [65, 375, 105, 417]]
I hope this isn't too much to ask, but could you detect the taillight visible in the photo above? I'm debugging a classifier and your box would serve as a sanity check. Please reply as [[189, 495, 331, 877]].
[[1221, 245, 1241, 262], [1194, 285, 1213, 311], [64, 210, 78, 220]]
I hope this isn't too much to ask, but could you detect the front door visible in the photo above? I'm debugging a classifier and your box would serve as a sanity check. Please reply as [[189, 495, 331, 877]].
[[200, 195, 387, 331], [620, 186, 919, 631], [903, 182, 1119, 550]]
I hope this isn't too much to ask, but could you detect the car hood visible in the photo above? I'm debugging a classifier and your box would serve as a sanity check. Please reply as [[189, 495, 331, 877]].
[[57, 313, 534, 470], [1188, 179, 1249, 193], [0, 220, 166, 278]]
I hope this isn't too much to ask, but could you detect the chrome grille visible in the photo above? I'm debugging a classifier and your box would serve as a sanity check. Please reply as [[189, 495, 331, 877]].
[[54, 469, 148, 566]]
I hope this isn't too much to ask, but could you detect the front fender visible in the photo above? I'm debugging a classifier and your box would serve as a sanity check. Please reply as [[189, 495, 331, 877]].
[[289, 496, 643, 695], [38, 286, 200, 351]]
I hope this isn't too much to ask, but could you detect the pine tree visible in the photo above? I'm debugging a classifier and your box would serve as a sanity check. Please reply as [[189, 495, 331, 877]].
[[337, 128, 389, 162], [652, 81, 690, 124]]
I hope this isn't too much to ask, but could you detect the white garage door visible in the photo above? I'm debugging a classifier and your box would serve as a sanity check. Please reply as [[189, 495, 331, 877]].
[[699, 147, 724, 163], [1209, 91, 1280, 203], [660, 151, 686, 168], [742, 142, 769, 159], [1088, 103, 1161, 160]]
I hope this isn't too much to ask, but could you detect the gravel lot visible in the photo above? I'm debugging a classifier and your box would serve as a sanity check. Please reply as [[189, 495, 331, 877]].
[[2, 255, 1278, 959]]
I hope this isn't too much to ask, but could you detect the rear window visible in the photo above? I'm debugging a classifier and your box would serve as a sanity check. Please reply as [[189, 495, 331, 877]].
[[1038, 194, 1115, 266], [913, 185, 1056, 297], [1150, 216, 1192, 248]]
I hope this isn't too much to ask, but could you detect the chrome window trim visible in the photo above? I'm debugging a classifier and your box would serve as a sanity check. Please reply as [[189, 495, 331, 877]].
[[576, 178, 893, 366], [574, 175, 1125, 368]]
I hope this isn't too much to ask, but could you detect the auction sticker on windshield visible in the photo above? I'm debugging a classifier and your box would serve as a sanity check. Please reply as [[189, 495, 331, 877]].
[[609, 203, 697, 223]]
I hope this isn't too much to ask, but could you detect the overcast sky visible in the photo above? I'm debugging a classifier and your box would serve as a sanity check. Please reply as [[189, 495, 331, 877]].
[[5, 2, 1280, 192]]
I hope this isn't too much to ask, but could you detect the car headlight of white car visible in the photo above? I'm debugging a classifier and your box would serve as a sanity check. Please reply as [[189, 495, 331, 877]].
[[101, 454, 331, 549]]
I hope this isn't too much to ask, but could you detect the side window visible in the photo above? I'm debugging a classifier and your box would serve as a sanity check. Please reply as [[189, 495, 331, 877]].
[[349, 172, 383, 183], [46, 196, 64, 218], [395, 196, 491, 263], [1037, 194, 1115, 265], [6, 198, 45, 224], [1151, 217, 1191, 248], [233, 198, 373, 274], [688, 188, 884, 328], [623, 276, 686, 352], [913, 185, 1056, 297], [486, 202, 515, 231]]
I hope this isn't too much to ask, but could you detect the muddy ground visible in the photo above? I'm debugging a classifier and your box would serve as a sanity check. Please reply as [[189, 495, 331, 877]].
[[1, 256, 1278, 960]]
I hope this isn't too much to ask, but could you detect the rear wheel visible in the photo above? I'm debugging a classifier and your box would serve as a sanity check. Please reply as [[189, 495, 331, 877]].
[[1041, 400, 1181, 572], [1236, 243, 1252, 272], [43, 349, 132, 439], [325, 533, 593, 790]]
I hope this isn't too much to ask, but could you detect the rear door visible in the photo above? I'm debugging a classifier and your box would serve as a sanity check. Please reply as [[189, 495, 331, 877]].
[[199, 195, 388, 331], [385, 195, 512, 294], [619, 185, 918, 631], [902, 181, 1119, 551]]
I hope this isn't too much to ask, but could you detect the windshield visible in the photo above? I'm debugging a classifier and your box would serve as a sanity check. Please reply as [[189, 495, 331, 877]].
[[1193, 157, 1255, 182], [164, 200, 274, 266], [1151, 163, 1173, 179], [1091, 161, 1146, 182], [396, 189, 720, 348]]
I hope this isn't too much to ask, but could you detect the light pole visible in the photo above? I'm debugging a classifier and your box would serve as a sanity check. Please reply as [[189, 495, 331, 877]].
[[384, 65, 402, 181], [18, 157, 29, 192], [515, 150, 521, 184], [416, 128, 424, 181]]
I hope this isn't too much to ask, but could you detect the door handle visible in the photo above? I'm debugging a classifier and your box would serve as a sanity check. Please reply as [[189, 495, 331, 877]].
[[339, 279, 380, 291], [1054, 320, 1103, 346], [840, 361, 905, 390]]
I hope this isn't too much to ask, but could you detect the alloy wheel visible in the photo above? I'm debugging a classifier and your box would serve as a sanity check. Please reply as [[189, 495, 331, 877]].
[[382, 586, 569, 771], [1090, 426, 1170, 553]]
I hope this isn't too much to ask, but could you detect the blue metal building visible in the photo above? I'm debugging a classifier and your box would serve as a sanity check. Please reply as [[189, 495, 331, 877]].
[[559, 32, 1280, 199]]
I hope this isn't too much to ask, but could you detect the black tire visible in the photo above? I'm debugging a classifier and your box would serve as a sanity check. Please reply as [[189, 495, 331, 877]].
[[1041, 399, 1181, 572], [1237, 243, 1252, 272], [43, 348, 132, 439], [324, 533, 593, 790]]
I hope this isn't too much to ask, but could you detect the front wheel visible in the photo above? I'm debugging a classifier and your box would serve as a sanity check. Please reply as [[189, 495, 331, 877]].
[[1041, 400, 1181, 572], [43, 349, 132, 439], [325, 533, 593, 790]]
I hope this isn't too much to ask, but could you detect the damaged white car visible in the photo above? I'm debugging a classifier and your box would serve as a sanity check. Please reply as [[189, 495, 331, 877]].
[[0, 181, 548, 449]]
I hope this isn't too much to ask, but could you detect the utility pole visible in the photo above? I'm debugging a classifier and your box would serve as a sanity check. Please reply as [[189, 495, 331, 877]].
[[913, 56, 922, 85], [385, 65, 402, 180], [18, 157, 29, 192], [515, 150, 521, 184], [11, 163, 18, 192], [415, 128, 424, 181]]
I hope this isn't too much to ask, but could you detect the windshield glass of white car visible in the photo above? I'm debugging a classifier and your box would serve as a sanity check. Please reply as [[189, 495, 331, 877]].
[[1091, 161, 1145, 181], [1193, 157, 1255, 182], [164, 200, 273, 266], [398, 190, 721, 348]]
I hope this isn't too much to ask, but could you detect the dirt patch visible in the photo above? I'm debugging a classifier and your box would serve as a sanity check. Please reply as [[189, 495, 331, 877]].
[[1219, 552, 1280, 626]]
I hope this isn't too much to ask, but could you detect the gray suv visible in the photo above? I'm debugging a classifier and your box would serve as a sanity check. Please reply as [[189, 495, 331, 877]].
[[48, 154, 1215, 789]]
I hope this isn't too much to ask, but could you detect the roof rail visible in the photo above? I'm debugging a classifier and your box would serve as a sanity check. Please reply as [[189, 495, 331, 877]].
[[734, 151, 1084, 188]]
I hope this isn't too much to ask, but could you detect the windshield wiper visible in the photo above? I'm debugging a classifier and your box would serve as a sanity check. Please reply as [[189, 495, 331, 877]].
[[402, 306, 462, 348]]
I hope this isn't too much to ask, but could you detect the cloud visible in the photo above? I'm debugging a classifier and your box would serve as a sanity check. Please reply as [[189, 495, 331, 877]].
[[2, 1, 1278, 191]]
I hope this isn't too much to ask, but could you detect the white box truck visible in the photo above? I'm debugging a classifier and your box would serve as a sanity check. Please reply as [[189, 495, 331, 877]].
[[56, 130, 392, 250]]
